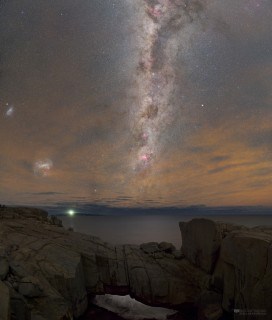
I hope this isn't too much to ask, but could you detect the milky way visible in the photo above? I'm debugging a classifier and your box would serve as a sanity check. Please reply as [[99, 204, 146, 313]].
[[0, 0, 271, 207], [130, 0, 206, 173]]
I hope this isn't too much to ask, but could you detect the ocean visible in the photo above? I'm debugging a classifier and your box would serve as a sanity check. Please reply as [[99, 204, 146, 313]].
[[59, 214, 272, 248]]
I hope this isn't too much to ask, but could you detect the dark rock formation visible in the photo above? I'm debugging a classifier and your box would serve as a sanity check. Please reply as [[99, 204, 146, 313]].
[[180, 218, 272, 319], [0, 279, 10, 320], [79, 303, 125, 320], [0, 207, 207, 319], [0, 207, 271, 320], [179, 219, 245, 274]]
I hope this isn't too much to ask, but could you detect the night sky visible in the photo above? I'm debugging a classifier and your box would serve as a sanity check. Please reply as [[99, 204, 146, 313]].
[[0, 0, 271, 208]]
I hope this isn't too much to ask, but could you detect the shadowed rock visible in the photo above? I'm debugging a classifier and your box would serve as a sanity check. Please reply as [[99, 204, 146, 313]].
[[180, 218, 272, 318], [179, 219, 244, 273], [0, 208, 207, 319], [0, 208, 271, 319], [0, 257, 9, 280], [0, 280, 10, 320]]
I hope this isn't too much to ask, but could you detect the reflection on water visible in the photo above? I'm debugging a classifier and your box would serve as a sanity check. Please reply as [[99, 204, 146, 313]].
[[60, 214, 272, 248]]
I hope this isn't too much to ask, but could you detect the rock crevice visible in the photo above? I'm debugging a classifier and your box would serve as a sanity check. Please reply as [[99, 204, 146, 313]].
[[0, 207, 271, 320]]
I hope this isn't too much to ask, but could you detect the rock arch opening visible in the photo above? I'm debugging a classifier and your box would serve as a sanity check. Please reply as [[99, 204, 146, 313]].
[[82, 294, 179, 320]]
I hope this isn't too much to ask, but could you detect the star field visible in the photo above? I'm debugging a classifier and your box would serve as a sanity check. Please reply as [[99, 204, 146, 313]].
[[0, 0, 271, 208]]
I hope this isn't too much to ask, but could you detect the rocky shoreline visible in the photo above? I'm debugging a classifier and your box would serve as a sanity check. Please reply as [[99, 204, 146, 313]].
[[0, 207, 271, 319]]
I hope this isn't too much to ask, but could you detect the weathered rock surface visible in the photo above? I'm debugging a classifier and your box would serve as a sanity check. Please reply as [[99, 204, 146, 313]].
[[18, 276, 43, 298], [197, 291, 223, 320], [140, 242, 160, 254], [0, 280, 10, 320], [0, 257, 9, 280], [0, 207, 208, 319], [180, 218, 272, 319], [158, 241, 176, 253], [0, 207, 271, 320], [179, 219, 244, 273], [218, 229, 272, 314]]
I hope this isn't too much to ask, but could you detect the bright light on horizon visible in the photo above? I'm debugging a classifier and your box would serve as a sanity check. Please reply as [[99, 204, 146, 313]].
[[68, 209, 75, 216]]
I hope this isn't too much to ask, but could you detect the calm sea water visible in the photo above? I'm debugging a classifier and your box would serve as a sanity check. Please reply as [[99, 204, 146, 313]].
[[60, 214, 272, 248]]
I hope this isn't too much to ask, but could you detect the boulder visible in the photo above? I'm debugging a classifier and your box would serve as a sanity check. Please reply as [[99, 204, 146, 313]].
[[172, 250, 184, 260], [179, 219, 243, 274], [180, 219, 223, 273], [1, 207, 272, 319], [159, 242, 176, 253], [140, 242, 160, 254]]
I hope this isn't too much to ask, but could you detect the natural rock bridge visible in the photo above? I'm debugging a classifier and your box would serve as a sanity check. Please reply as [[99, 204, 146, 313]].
[[0, 207, 271, 319]]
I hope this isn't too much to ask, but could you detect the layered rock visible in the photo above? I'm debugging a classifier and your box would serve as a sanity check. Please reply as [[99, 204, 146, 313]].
[[179, 219, 244, 274], [0, 207, 208, 319], [216, 229, 272, 314], [0, 207, 271, 320], [180, 218, 272, 319]]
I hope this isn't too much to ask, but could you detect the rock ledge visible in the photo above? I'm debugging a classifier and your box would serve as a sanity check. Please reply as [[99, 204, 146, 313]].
[[0, 207, 271, 320]]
